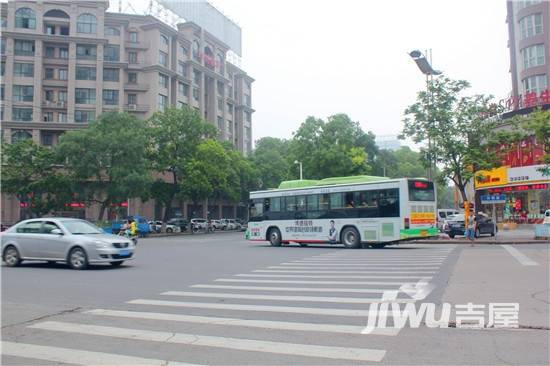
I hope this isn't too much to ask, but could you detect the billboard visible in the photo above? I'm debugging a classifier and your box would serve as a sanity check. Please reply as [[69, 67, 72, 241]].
[[158, 0, 242, 56]]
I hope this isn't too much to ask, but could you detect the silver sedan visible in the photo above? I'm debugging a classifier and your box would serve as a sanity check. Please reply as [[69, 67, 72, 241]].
[[1, 218, 135, 270]]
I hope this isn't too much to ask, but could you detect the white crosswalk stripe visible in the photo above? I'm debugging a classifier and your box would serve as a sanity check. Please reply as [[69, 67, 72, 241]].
[[7, 246, 454, 365], [29, 321, 386, 362]]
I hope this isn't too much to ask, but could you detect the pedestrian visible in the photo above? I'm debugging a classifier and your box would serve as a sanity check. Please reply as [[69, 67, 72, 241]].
[[466, 214, 476, 242]]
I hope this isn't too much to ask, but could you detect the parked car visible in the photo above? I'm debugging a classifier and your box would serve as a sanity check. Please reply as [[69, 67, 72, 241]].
[[211, 220, 224, 230], [437, 209, 460, 231], [228, 219, 241, 230], [544, 210, 550, 225], [220, 219, 238, 230], [190, 218, 208, 231], [148, 221, 180, 233], [1, 218, 135, 270], [166, 218, 188, 232], [112, 215, 151, 237], [443, 213, 496, 238]]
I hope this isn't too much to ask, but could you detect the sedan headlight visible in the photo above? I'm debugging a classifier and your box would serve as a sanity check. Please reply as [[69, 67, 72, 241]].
[[93, 240, 111, 248]]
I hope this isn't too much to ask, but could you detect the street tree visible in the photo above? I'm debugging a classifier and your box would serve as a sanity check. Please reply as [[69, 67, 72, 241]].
[[148, 107, 217, 221], [402, 77, 499, 202], [1, 139, 71, 218], [57, 112, 152, 220], [249, 137, 291, 189]]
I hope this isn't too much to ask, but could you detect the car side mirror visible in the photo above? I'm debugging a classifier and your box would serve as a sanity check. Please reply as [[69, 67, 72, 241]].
[[51, 228, 63, 235]]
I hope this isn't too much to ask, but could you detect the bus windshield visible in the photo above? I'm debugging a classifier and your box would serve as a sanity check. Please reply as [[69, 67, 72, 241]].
[[408, 180, 435, 201]]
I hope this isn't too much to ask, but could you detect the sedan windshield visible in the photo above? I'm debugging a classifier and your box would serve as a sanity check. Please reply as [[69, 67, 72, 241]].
[[62, 220, 104, 235]]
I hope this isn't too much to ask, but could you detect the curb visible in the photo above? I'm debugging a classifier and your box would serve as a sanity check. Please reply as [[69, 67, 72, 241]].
[[408, 239, 547, 244], [144, 230, 245, 238]]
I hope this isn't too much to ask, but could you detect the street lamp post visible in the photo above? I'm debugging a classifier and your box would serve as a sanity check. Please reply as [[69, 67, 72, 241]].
[[408, 49, 442, 182], [294, 160, 303, 180]]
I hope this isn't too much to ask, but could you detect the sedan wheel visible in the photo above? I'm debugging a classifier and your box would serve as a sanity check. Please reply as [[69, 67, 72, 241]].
[[3, 246, 21, 267], [68, 247, 88, 270]]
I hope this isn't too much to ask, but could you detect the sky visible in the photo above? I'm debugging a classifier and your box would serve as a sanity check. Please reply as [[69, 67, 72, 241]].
[[113, 0, 511, 146]]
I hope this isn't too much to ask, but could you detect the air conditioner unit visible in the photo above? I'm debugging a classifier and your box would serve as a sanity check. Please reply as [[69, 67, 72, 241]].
[[127, 104, 137, 110]]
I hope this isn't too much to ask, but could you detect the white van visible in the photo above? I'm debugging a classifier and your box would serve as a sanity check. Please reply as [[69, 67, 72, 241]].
[[544, 210, 550, 225], [437, 209, 460, 231]]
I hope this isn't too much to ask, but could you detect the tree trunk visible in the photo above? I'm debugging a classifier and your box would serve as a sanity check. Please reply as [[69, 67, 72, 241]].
[[98, 203, 107, 221], [162, 199, 172, 222]]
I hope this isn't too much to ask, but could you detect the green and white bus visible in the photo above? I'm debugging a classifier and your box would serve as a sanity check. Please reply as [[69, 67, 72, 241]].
[[247, 175, 438, 248]]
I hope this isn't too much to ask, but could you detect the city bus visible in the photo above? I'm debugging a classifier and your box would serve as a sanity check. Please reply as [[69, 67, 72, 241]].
[[247, 176, 438, 248]]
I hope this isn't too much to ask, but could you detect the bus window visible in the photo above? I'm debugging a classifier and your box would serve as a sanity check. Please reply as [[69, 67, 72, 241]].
[[271, 197, 281, 212], [319, 194, 330, 210], [344, 192, 355, 208], [249, 199, 264, 221], [358, 190, 379, 218], [306, 195, 318, 211], [379, 188, 399, 217], [264, 198, 271, 212], [296, 196, 306, 211], [285, 196, 296, 211], [330, 193, 344, 209]]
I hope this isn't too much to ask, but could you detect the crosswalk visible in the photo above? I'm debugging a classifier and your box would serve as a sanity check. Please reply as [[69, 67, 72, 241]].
[[3, 244, 456, 365]]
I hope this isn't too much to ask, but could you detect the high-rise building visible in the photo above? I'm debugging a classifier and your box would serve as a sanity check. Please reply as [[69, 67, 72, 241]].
[[0, 0, 254, 223], [507, 0, 549, 99]]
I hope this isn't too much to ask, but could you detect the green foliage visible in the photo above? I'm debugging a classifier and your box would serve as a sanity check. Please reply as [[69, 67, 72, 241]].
[[57, 112, 152, 219], [1, 139, 72, 217], [373, 146, 426, 178], [248, 137, 291, 189], [402, 77, 499, 201]]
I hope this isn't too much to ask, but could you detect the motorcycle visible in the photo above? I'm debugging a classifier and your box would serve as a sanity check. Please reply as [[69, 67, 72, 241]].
[[118, 230, 138, 245]]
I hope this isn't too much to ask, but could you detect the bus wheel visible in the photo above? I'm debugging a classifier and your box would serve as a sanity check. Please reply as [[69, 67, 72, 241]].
[[341, 227, 360, 249], [370, 243, 386, 249], [299, 243, 308, 247], [268, 228, 282, 247]]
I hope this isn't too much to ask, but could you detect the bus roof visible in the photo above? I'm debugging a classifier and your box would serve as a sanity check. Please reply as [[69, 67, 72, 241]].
[[277, 175, 389, 190]]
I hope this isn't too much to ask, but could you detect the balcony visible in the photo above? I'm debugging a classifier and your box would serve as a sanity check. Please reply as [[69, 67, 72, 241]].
[[43, 79, 68, 87], [124, 104, 149, 112], [42, 101, 67, 109], [124, 41, 150, 50], [43, 56, 69, 65], [124, 83, 149, 91]]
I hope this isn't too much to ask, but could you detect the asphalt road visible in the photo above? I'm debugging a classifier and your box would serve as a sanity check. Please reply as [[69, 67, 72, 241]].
[[2, 232, 549, 365]]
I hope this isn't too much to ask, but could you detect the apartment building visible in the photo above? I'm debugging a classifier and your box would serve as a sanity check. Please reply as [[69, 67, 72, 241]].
[[0, 0, 254, 223]]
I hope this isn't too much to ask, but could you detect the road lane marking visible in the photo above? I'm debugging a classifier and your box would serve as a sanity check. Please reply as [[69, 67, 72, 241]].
[[253, 270, 437, 274], [86, 308, 400, 336], [191, 284, 394, 293], [29, 321, 386, 362], [279, 263, 443, 266], [127, 299, 403, 317], [501, 245, 539, 266], [1, 341, 196, 365], [215, 278, 409, 285], [235, 274, 433, 279], [160, 291, 414, 304], [267, 266, 440, 270]]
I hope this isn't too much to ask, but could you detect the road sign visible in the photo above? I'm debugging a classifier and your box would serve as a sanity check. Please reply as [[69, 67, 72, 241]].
[[480, 194, 506, 204]]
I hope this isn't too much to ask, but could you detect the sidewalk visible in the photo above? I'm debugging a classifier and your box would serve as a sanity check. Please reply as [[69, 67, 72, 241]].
[[410, 228, 548, 244]]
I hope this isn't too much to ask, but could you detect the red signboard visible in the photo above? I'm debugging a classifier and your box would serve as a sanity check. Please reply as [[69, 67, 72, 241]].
[[488, 184, 549, 193], [496, 136, 545, 168]]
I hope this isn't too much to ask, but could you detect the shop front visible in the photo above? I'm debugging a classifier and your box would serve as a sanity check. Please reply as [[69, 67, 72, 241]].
[[475, 165, 550, 224]]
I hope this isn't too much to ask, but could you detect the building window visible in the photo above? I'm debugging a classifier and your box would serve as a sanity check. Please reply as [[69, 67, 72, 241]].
[[41, 131, 54, 146], [226, 103, 233, 115], [217, 54, 224, 75], [128, 51, 138, 64], [217, 98, 223, 110], [74, 110, 95, 123], [103, 68, 119, 81], [75, 88, 96, 104], [77, 13, 97, 34], [157, 94, 168, 111], [159, 51, 168, 67], [14, 40, 35, 56], [1, 61, 4, 76], [520, 13, 543, 40], [11, 130, 32, 143], [522, 44, 545, 70], [159, 73, 169, 88], [178, 62, 186, 77], [160, 34, 169, 46], [193, 88, 199, 101], [58, 112, 67, 122], [14, 63, 34, 77], [45, 24, 55, 35], [60, 47, 69, 59], [59, 69, 68, 80], [44, 90, 54, 102], [217, 116, 223, 131], [245, 94, 251, 107], [245, 126, 251, 141], [128, 72, 137, 83], [1, 16, 6, 28], [13, 85, 34, 102], [127, 93, 137, 105], [129, 31, 138, 42], [192, 40, 200, 60], [102, 89, 119, 105], [60, 26, 69, 36], [517, 1, 541, 10], [0, 39, 4, 55], [76, 66, 96, 80], [1, 85, 4, 100], [15, 8, 36, 29], [193, 69, 200, 85], [12, 108, 33, 121], [104, 45, 120, 62], [180, 44, 188, 56], [43, 112, 54, 122], [45, 68, 54, 79], [523, 74, 547, 95], [76, 44, 97, 60], [245, 111, 251, 122], [58, 90, 67, 102], [178, 82, 188, 96], [45, 46, 55, 58], [105, 27, 120, 36]]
